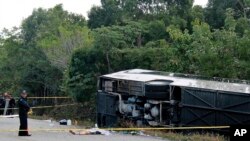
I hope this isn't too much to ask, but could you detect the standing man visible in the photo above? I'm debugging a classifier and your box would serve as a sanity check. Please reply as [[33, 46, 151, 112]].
[[18, 90, 31, 136], [7, 93, 16, 115], [0, 93, 5, 115], [0, 93, 8, 115]]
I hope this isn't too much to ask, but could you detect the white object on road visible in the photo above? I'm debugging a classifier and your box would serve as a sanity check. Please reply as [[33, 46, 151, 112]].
[[88, 128, 111, 136], [67, 119, 72, 125], [95, 123, 98, 128], [44, 119, 52, 122]]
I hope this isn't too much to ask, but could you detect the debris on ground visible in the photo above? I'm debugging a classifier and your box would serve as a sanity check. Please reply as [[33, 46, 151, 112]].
[[59, 119, 67, 125], [69, 128, 111, 136], [59, 119, 71, 125], [118, 131, 149, 136]]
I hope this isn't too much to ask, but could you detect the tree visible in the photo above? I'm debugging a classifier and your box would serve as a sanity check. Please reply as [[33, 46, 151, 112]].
[[0, 29, 62, 96], [2, 0, 250, 107], [146, 20, 167, 41], [67, 47, 104, 102], [205, 0, 250, 29], [88, 1, 122, 29], [224, 8, 237, 31], [88, 0, 195, 28], [22, 4, 89, 70], [236, 17, 250, 36], [191, 5, 205, 22]]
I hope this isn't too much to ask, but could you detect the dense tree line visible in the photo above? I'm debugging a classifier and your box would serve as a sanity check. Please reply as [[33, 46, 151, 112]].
[[0, 0, 250, 104]]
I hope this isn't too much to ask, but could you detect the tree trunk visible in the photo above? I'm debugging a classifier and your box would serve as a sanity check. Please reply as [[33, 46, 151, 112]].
[[238, 0, 247, 18], [106, 52, 111, 73], [137, 33, 142, 47]]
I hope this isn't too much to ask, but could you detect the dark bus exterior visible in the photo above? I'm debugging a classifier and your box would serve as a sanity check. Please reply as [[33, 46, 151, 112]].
[[97, 69, 250, 127]]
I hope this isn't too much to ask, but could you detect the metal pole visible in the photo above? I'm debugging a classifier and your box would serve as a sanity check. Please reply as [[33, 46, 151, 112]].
[[160, 102, 162, 123], [3, 99, 10, 115]]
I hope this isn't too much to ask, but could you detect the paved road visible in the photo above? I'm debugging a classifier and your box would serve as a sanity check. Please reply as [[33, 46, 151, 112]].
[[0, 117, 167, 141]]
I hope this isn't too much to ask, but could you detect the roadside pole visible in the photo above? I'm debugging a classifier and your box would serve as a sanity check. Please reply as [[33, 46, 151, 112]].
[[3, 99, 10, 115]]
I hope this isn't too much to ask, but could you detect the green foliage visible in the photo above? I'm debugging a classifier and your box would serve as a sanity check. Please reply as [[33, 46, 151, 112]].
[[0, 31, 62, 96], [146, 20, 167, 41], [88, 1, 123, 29], [88, 0, 194, 28], [235, 17, 250, 36], [67, 1, 250, 103], [67, 47, 104, 102], [1, 1, 250, 105], [205, 0, 250, 29], [191, 6, 205, 22], [21, 4, 89, 70], [109, 47, 175, 71]]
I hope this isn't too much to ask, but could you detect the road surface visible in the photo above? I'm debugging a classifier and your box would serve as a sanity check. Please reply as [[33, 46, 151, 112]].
[[0, 117, 167, 141]]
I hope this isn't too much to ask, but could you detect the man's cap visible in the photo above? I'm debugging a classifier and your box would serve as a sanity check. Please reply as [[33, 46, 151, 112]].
[[21, 90, 27, 94]]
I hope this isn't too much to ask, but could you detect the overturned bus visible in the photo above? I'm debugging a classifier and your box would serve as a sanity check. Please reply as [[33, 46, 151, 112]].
[[97, 69, 250, 127]]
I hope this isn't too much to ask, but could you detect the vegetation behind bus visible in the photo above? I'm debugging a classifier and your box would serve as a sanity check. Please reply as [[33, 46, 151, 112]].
[[0, 1, 250, 118]]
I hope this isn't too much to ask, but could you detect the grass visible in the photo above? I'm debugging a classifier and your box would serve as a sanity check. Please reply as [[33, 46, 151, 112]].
[[29, 115, 51, 120], [119, 120, 228, 141], [117, 120, 228, 140], [29, 101, 96, 128], [145, 130, 228, 141]]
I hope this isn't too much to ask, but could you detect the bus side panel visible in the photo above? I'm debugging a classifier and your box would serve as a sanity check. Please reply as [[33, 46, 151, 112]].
[[180, 87, 250, 126], [97, 92, 118, 127], [216, 91, 250, 125]]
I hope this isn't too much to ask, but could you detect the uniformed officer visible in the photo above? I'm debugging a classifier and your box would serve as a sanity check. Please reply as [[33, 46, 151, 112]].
[[18, 90, 31, 136], [0, 93, 7, 115], [7, 93, 16, 115], [0, 93, 5, 115]]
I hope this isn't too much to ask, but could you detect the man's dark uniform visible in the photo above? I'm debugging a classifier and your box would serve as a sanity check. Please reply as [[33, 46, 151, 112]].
[[18, 97, 30, 136], [0, 97, 5, 115], [7, 98, 16, 115]]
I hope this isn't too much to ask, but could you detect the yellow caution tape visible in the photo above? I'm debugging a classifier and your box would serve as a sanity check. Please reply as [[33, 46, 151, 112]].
[[28, 97, 71, 99], [13, 96, 71, 99], [31, 103, 79, 109], [0, 129, 85, 132], [102, 126, 230, 131], [0, 126, 230, 132], [0, 103, 79, 110]]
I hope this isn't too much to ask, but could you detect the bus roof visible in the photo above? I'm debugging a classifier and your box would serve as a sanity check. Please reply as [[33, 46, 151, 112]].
[[102, 69, 250, 94]]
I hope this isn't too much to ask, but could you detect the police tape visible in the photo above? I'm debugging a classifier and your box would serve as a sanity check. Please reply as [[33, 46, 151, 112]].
[[0, 126, 230, 132], [0, 103, 80, 110], [13, 96, 72, 99], [0, 115, 19, 118], [0, 129, 84, 132], [102, 126, 230, 131], [28, 97, 71, 99], [31, 103, 79, 109]]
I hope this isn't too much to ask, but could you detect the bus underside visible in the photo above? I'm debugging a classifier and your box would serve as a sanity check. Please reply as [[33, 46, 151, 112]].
[[97, 77, 250, 127]]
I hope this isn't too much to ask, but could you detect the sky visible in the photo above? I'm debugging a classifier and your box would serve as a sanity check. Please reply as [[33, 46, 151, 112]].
[[0, 0, 208, 31]]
